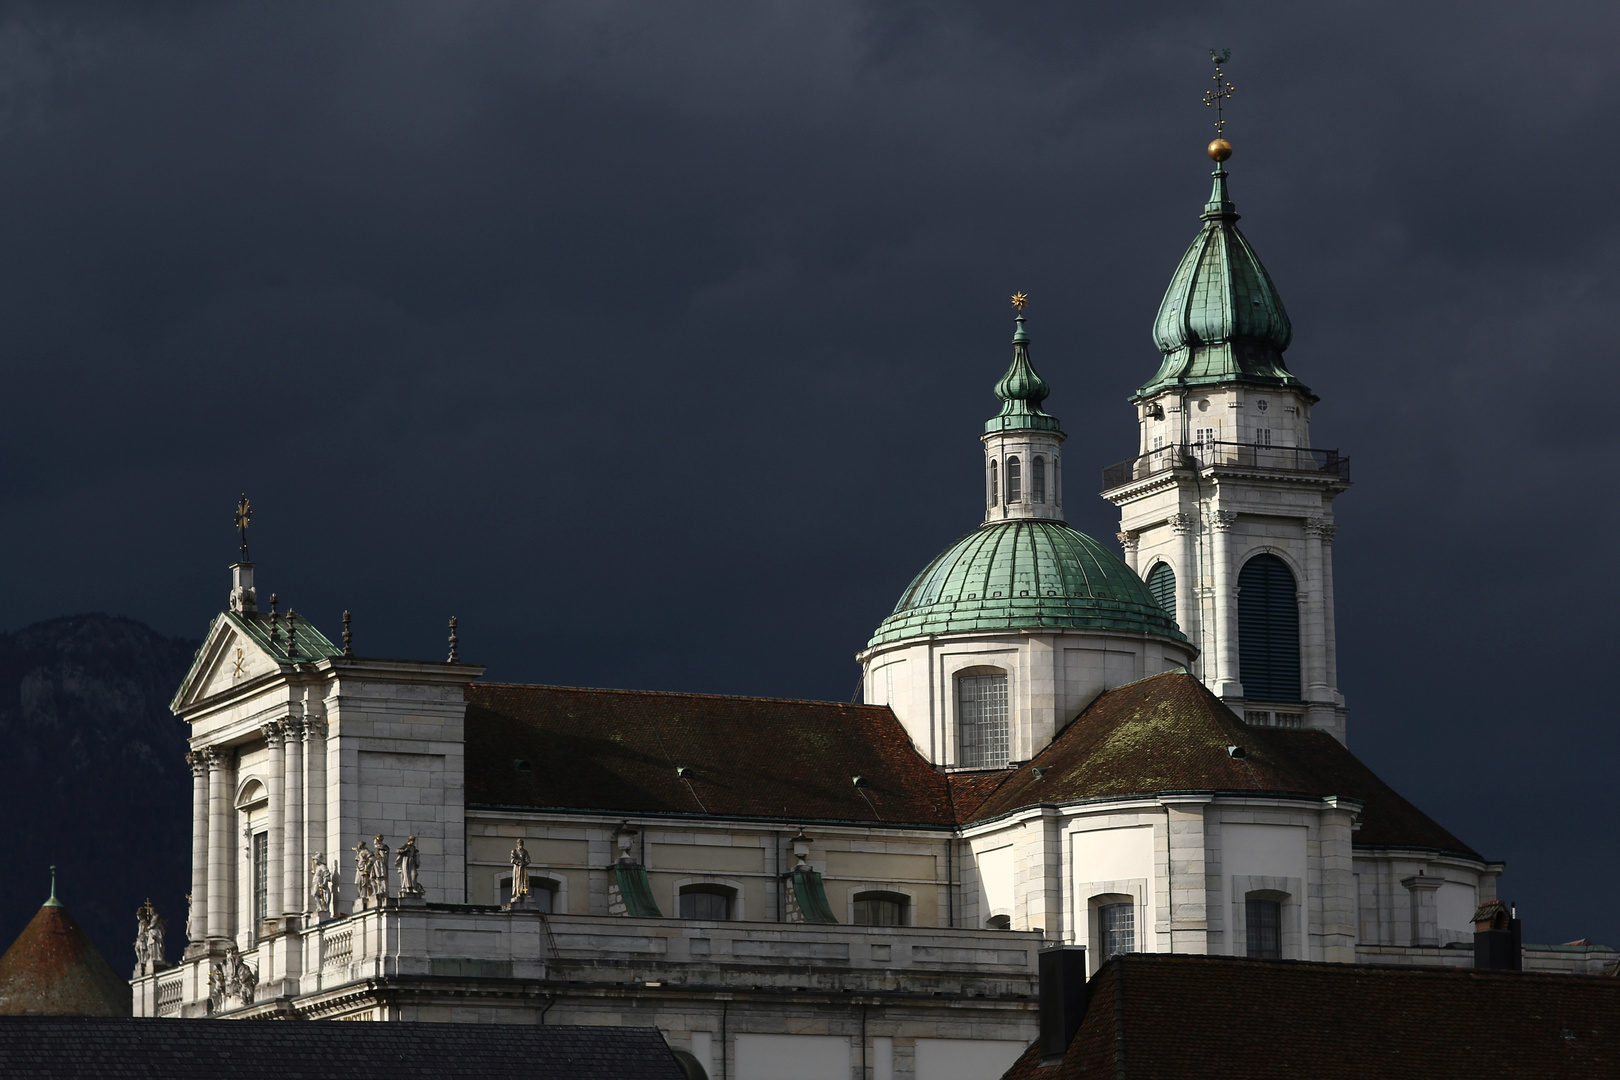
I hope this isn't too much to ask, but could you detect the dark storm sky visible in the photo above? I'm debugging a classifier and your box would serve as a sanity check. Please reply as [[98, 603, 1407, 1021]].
[[1, 3, 1615, 943]]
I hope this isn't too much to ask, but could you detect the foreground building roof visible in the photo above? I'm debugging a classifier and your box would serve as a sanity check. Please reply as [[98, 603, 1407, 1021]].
[[1001, 953, 1620, 1080], [0, 890, 129, 1017], [0, 1019, 687, 1079]]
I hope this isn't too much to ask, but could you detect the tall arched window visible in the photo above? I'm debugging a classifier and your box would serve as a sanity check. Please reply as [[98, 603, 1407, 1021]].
[[1005, 457, 1022, 503], [989, 459, 998, 506], [1031, 457, 1046, 503], [1238, 553, 1300, 702], [1146, 563, 1176, 623], [1053, 456, 1060, 506], [958, 672, 1009, 768]]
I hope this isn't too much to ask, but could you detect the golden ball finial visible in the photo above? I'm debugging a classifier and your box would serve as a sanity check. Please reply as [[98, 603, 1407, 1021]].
[[1207, 138, 1232, 162]]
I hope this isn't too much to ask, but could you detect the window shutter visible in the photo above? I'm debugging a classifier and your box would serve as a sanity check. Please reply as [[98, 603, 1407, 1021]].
[[1146, 563, 1176, 623], [1237, 554, 1301, 702]]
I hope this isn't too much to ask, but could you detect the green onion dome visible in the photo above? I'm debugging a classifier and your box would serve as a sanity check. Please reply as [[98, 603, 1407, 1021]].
[[867, 520, 1186, 648], [1136, 160, 1310, 402]]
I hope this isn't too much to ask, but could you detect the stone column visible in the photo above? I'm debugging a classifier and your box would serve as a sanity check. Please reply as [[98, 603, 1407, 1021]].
[[1302, 520, 1330, 701], [262, 721, 285, 934], [1172, 513, 1197, 646], [303, 717, 328, 912], [1116, 531, 1140, 574], [205, 748, 232, 941], [186, 751, 209, 951], [282, 716, 304, 920], [1402, 874, 1443, 948], [1210, 511, 1240, 697]]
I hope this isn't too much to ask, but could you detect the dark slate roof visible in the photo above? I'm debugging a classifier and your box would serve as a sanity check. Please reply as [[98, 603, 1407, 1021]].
[[0, 901, 130, 1017], [465, 684, 957, 827], [0, 1019, 686, 1079], [962, 672, 1481, 859], [1001, 953, 1620, 1080]]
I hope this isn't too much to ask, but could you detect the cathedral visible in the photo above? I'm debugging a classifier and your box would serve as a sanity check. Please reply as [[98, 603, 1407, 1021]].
[[128, 139, 1610, 1080]]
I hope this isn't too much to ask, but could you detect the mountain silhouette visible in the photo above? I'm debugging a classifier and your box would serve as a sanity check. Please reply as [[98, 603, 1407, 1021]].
[[0, 614, 197, 977]]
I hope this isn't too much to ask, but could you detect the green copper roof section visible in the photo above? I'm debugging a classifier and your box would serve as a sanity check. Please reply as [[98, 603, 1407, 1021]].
[[1136, 163, 1312, 403], [867, 520, 1185, 648], [789, 869, 839, 924], [612, 864, 662, 917], [985, 314, 1062, 434], [222, 609, 342, 664]]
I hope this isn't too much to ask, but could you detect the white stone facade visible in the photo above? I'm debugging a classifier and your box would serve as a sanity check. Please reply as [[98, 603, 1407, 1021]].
[[1107, 384, 1350, 739], [860, 630, 1195, 768]]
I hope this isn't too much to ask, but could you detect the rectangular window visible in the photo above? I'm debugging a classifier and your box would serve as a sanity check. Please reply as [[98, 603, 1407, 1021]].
[[1195, 427, 1216, 446], [958, 673, 1009, 768], [253, 831, 269, 931], [1100, 902, 1135, 957], [1255, 428, 1272, 445], [1152, 434, 1163, 451], [1246, 897, 1282, 959], [1031, 457, 1046, 503], [1006, 458, 1022, 503]]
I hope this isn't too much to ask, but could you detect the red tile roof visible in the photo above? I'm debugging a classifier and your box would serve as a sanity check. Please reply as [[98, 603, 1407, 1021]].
[[463, 674, 1482, 861], [465, 684, 957, 826], [967, 672, 1480, 858], [1001, 953, 1620, 1080], [0, 901, 129, 1017]]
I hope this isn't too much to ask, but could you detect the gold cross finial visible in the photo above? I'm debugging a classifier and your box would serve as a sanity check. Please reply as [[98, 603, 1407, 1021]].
[[1010, 292, 1029, 311], [234, 493, 252, 562], [1203, 49, 1235, 139]]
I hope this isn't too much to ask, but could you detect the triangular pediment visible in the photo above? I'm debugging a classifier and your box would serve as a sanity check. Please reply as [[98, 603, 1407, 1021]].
[[170, 613, 286, 715]]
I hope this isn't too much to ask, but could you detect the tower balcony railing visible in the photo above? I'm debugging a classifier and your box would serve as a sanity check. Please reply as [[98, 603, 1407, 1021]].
[[1101, 441, 1350, 490]]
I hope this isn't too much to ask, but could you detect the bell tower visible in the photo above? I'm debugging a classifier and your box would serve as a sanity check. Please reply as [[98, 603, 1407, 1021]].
[[1103, 132, 1351, 740]]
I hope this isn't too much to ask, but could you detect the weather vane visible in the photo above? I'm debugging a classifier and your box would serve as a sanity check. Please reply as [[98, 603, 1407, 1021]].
[[234, 493, 252, 562], [1010, 292, 1028, 311], [1203, 49, 1235, 142]]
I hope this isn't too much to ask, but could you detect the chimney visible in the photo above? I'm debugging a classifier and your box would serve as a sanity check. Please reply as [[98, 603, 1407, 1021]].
[[1472, 899, 1522, 971], [1037, 945, 1088, 1065]]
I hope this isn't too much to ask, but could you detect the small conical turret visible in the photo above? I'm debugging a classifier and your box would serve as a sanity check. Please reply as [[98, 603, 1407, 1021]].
[[985, 311, 1061, 435], [0, 871, 131, 1016]]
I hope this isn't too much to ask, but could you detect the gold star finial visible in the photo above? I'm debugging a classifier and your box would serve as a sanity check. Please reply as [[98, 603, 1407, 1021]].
[[1010, 292, 1028, 311]]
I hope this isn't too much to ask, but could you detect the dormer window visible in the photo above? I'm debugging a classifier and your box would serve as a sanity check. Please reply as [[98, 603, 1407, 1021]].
[[1031, 457, 1046, 503], [1005, 457, 1022, 503]]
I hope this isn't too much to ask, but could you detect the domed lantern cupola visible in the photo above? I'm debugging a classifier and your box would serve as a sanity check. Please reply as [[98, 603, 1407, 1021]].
[[982, 296, 1065, 524]]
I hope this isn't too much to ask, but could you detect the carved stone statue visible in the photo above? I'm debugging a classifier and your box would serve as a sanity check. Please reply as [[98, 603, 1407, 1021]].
[[132, 898, 166, 977], [184, 893, 195, 943], [371, 834, 391, 900], [146, 904, 166, 972], [510, 838, 531, 900], [207, 945, 258, 1012], [310, 853, 334, 916], [133, 903, 151, 977], [352, 840, 374, 908], [207, 963, 225, 1012], [396, 836, 422, 897]]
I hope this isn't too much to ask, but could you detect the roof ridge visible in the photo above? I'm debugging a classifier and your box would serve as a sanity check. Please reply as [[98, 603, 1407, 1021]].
[[470, 682, 893, 710]]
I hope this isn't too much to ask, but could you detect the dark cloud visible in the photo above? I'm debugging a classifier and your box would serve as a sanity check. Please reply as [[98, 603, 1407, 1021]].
[[0, 1, 1614, 943]]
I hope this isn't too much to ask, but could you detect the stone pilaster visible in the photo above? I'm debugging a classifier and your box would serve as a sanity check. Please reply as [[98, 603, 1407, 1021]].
[[1303, 519, 1331, 707], [302, 716, 328, 913], [1317, 799, 1359, 962], [1210, 511, 1240, 697], [1402, 874, 1444, 948], [1159, 796, 1211, 953], [1320, 525, 1339, 695]]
